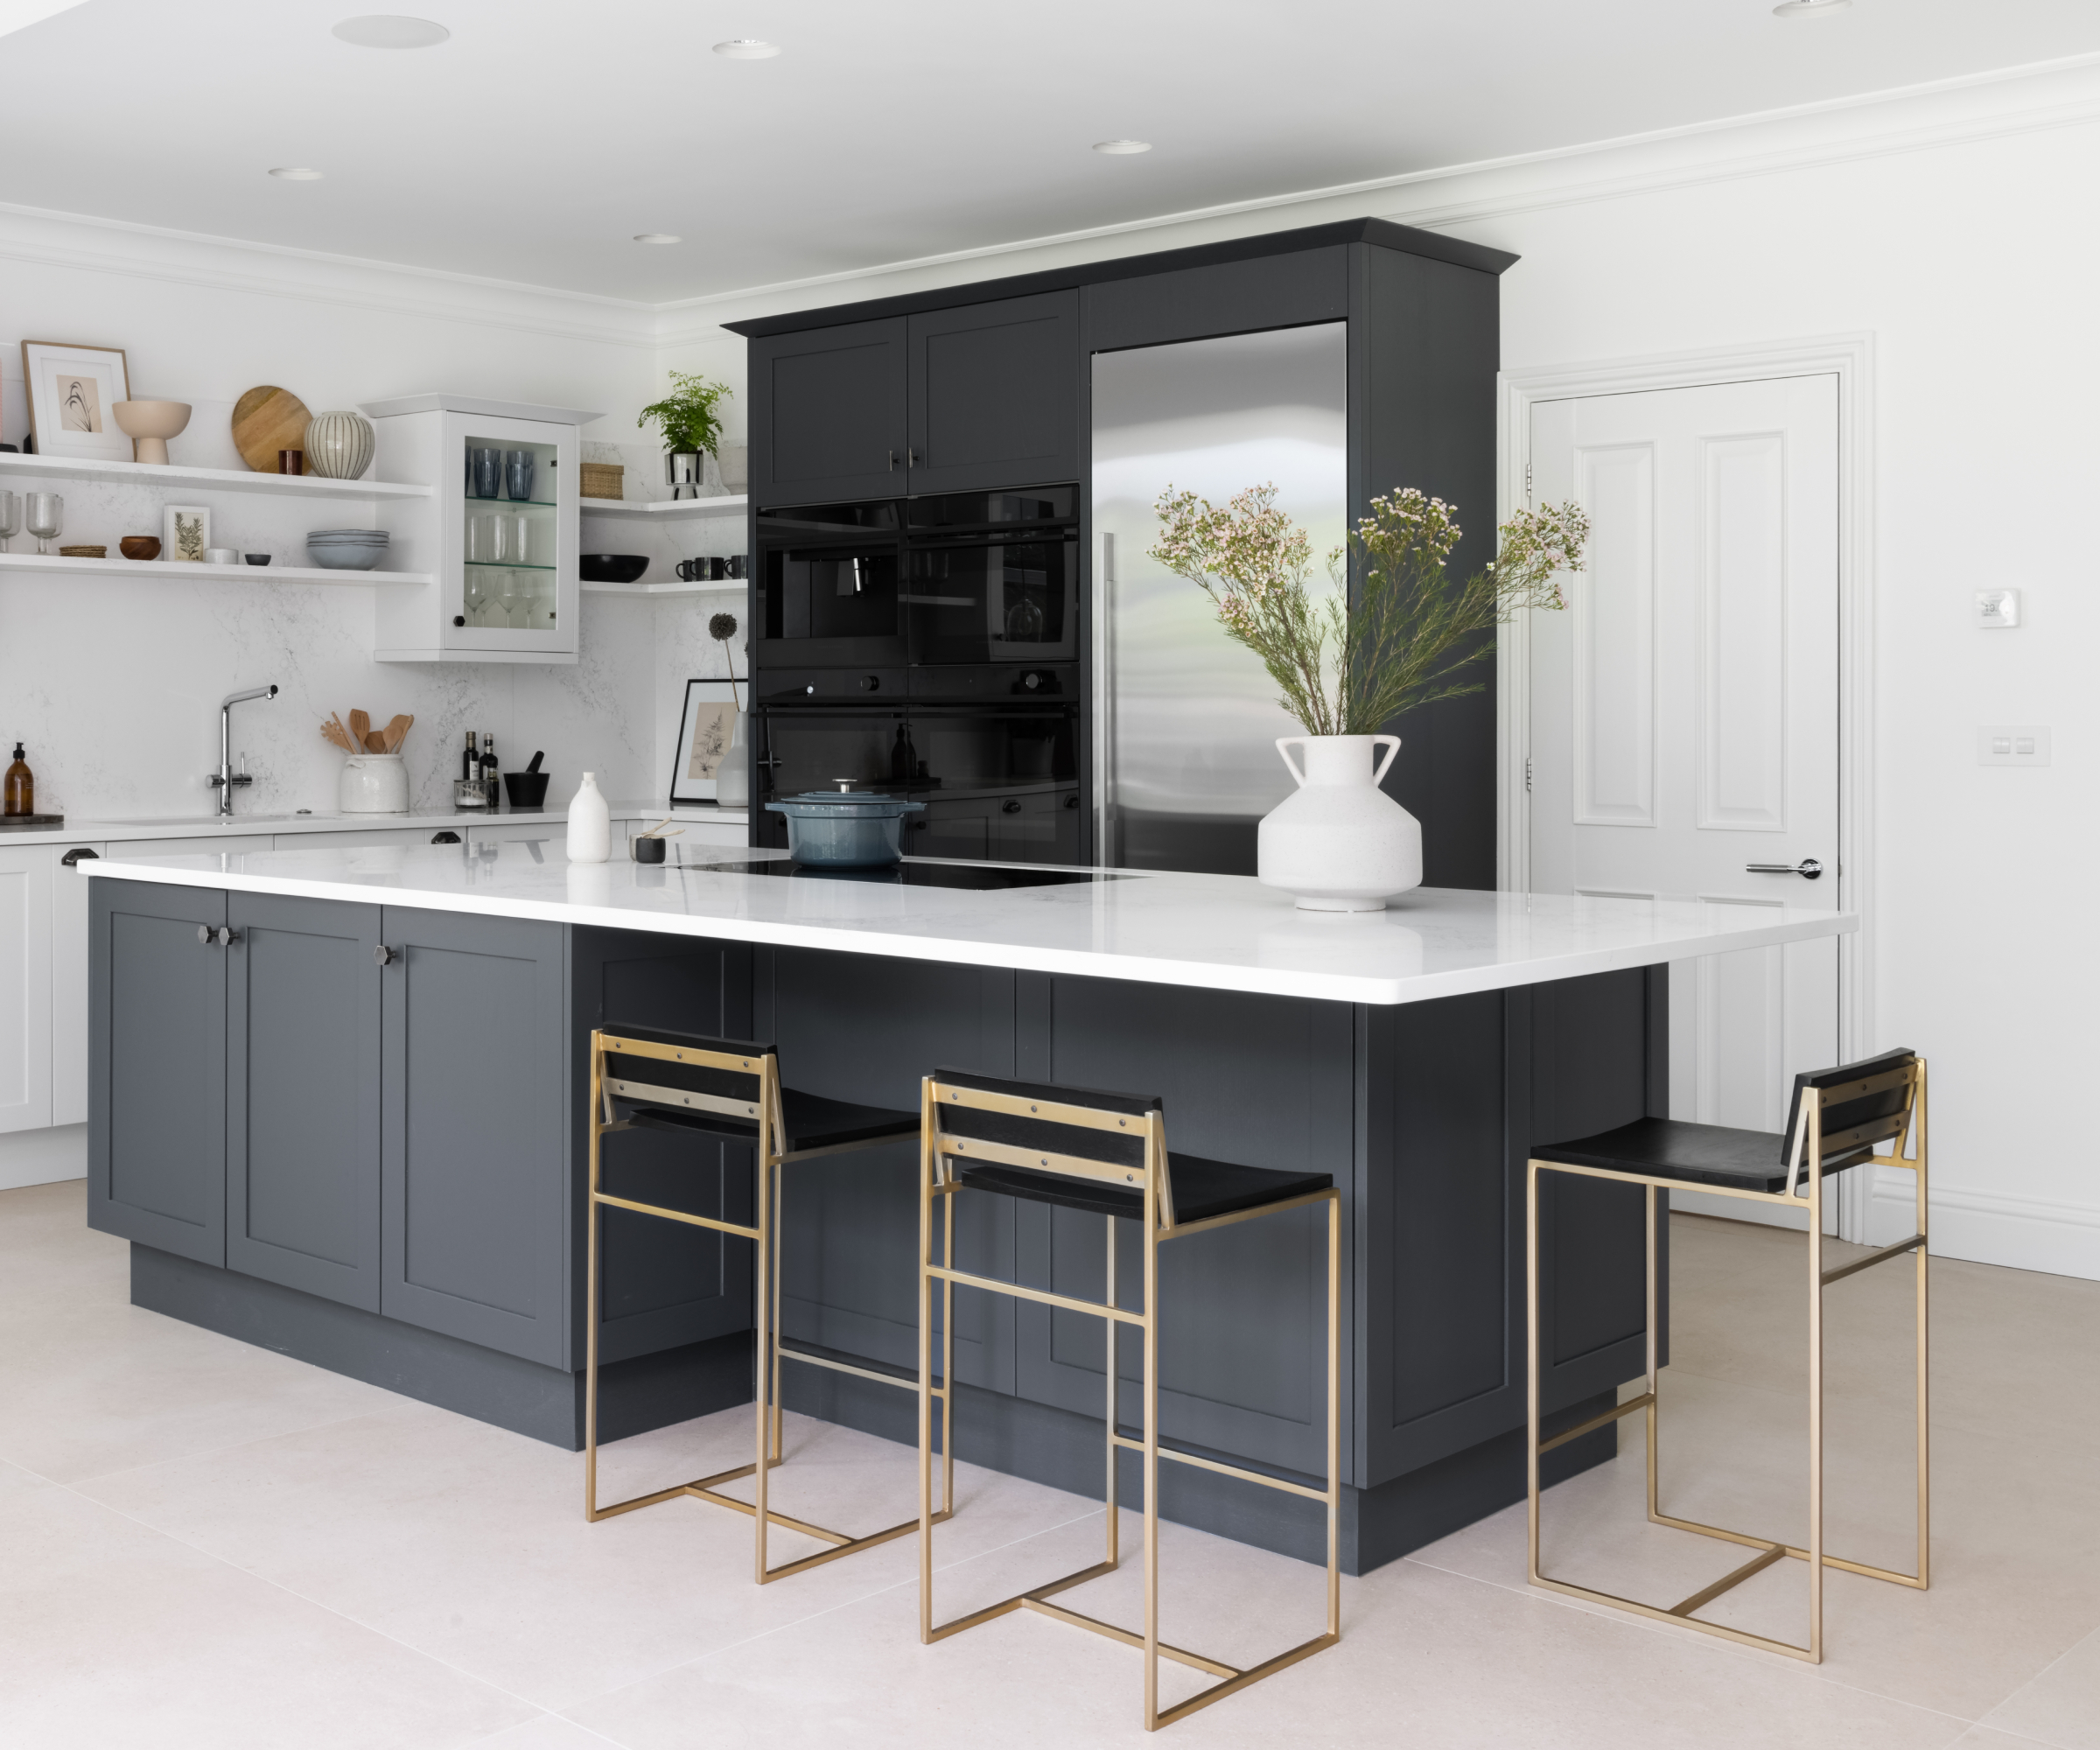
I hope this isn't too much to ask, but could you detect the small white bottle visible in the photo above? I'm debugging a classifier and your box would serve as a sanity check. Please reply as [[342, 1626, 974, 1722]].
[[566, 771, 611, 864]]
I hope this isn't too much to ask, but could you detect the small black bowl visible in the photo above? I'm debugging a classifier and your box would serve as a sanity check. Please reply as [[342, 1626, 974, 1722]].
[[244, 553, 271, 566], [633, 835, 667, 864], [504, 771, 550, 811], [580, 554, 648, 584]]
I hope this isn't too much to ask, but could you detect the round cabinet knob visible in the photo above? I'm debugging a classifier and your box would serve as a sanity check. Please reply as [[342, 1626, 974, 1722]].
[[374, 944, 397, 966], [804, 684, 816, 696], [860, 676, 880, 691], [453, 615, 466, 627], [198, 924, 214, 946], [1022, 672, 1041, 690], [1001, 799, 1022, 814], [1062, 794, 1079, 808]]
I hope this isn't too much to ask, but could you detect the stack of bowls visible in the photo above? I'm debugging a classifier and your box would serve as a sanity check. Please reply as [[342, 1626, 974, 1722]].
[[306, 528, 390, 572]]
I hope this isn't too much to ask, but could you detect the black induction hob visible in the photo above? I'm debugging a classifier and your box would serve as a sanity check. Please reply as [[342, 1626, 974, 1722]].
[[696, 858, 1129, 891]]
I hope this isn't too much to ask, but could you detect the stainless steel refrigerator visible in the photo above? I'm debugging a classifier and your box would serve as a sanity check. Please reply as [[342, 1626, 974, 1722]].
[[1090, 322, 1348, 874]]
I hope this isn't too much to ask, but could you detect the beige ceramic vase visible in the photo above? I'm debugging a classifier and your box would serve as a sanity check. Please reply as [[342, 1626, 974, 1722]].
[[110, 400, 192, 465], [304, 410, 376, 480]]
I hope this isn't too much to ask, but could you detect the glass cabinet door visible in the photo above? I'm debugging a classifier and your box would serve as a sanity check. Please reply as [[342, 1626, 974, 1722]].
[[458, 430, 560, 640]]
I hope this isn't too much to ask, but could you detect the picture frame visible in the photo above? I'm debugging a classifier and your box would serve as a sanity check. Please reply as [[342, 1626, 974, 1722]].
[[162, 505, 210, 564], [20, 340, 131, 463], [669, 678, 742, 804]]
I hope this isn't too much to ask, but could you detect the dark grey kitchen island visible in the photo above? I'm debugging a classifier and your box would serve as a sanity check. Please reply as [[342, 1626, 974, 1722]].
[[81, 840, 1851, 1575]]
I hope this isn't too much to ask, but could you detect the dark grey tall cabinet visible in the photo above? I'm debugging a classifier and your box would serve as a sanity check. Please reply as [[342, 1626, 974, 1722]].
[[731, 217, 1517, 888]]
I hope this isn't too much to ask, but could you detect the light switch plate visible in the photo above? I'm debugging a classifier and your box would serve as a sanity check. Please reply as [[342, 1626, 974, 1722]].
[[1978, 725, 2051, 766], [1976, 589, 2021, 627]]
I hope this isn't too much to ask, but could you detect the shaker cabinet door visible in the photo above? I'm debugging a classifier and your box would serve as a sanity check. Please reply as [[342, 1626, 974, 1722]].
[[750, 317, 907, 506], [225, 892, 383, 1311], [88, 879, 228, 1264], [0, 845, 54, 1135], [379, 906, 568, 1365], [906, 291, 1080, 494]]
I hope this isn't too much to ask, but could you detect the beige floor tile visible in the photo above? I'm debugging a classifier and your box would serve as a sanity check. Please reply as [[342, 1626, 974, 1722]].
[[0, 1457, 534, 1750], [466, 1714, 627, 1747], [1982, 1622, 2100, 1750], [0, 1180, 122, 1310], [1951, 1732, 2066, 1749], [80, 1398, 1102, 1714], [570, 1525, 1971, 1749]]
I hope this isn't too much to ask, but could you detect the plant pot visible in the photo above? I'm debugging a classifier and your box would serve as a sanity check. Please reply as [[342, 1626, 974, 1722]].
[[1256, 735, 1421, 912], [666, 452, 703, 500], [340, 753, 410, 814]]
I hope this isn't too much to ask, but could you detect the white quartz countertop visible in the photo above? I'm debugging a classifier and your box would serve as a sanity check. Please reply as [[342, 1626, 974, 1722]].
[[83, 842, 1855, 1007], [0, 801, 746, 846]]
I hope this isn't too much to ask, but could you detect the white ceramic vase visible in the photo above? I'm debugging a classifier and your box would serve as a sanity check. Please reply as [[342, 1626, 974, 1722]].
[[340, 753, 409, 814], [714, 713, 750, 807], [1256, 735, 1422, 912], [567, 772, 612, 863], [304, 410, 375, 480]]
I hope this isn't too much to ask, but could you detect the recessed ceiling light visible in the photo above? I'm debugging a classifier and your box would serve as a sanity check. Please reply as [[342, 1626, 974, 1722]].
[[269, 167, 325, 180], [712, 39, 780, 59], [1092, 140, 1152, 156], [1772, 0, 1850, 14], [634, 234, 682, 246], [332, 15, 450, 48]]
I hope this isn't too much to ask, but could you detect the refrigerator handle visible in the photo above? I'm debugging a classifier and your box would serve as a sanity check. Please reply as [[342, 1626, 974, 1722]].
[[1094, 531, 1115, 865]]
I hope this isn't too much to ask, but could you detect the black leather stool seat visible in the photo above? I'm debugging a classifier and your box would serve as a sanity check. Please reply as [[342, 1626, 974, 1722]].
[[629, 1088, 917, 1154], [956, 1153, 1332, 1223], [1533, 1118, 1872, 1194]]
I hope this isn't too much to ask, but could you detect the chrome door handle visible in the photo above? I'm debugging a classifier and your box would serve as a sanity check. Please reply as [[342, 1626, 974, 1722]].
[[1746, 858, 1823, 880]]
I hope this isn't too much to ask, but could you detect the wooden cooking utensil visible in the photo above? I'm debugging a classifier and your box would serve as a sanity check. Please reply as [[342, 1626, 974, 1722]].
[[347, 709, 370, 750], [382, 714, 412, 752], [363, 732, 387, 752], [230, 386, 314, 473], [321, 713, 358, 754]]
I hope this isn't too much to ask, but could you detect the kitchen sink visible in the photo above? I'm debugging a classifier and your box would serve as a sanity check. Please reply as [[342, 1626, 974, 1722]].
[[97, 814, 316, 827]]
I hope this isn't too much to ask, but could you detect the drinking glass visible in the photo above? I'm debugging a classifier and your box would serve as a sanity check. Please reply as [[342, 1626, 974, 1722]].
[[504, 451, 535, 503], [508, 513, 535, 568], [0, 491, 18, 552], [25, 493, 62, 556], [470, 446, 502, 500]]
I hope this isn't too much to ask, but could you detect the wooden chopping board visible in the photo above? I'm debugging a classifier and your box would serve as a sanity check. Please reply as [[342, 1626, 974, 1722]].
[[231, 385, 312, 472]]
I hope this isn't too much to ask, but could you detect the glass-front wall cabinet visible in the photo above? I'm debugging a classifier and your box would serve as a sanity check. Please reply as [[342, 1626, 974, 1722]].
[[368, 396, 584, 663]]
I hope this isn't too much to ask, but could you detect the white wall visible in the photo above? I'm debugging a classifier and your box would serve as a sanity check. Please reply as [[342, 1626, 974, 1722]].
[[654, 60, 2100, 1279], [0, 205, 679, 815]]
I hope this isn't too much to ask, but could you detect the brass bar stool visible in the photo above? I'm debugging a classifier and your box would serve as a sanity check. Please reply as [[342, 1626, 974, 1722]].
[[1526, 1048, 1929, 1662], [915, 1068, 1340, 1732], [584, 1023, 952, 1582]]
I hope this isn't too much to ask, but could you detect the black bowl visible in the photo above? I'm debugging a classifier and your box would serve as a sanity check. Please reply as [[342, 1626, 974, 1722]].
[[504, 771, 551, 811], [580, 554, 648, 584]]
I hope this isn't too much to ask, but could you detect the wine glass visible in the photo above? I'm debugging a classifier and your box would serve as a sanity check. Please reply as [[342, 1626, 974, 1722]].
[[462, 569, 493, 626], [496, 569, 528, 630], [0, 491, 18, 552], [25, 493, 62, 556]]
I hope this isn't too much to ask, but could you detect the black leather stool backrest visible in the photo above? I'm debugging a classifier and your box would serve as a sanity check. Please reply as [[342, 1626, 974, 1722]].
[[600, 1022, 775, 1119], [931, 1066, 1158, 1173], [1782, 1046, 1919, 1166]]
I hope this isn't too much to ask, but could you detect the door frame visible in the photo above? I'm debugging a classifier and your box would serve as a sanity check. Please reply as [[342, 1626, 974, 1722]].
[[1495, 333, 1876, 1239]]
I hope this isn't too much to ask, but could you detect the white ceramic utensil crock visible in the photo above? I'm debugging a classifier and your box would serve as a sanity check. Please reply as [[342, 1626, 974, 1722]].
[[1256, 734, 1422, 911], [340, 752, 410, 814]]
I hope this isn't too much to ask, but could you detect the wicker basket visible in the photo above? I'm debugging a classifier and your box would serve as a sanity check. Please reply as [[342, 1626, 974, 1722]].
[[579, 462, 625, 500]]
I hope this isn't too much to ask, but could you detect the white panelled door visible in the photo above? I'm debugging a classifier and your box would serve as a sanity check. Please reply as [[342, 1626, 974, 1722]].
[[1529, 375, 1840, 1231]]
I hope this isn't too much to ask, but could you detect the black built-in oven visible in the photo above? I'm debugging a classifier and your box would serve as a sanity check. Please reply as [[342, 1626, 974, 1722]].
[[752, 485, 1083, 864]]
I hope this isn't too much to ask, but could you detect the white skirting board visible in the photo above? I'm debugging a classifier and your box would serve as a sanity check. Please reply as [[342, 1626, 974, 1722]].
[[1866, 1167, 2100, 1283], [0, 1124, 86, 1191]]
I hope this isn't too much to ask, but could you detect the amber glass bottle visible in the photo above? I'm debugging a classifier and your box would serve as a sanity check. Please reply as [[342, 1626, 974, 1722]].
[[3, 743, 32, 816]]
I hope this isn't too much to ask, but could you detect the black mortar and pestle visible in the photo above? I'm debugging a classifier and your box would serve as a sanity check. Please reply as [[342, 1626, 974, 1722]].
[[504, 750, 550, 812]]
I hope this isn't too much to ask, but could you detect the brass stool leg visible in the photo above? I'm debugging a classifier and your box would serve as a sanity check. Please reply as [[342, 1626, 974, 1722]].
[[1106, 1214, 1120, 1570]]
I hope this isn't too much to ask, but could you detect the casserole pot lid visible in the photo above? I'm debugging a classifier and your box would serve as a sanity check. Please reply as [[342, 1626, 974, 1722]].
[[767, 787, 925, 815]]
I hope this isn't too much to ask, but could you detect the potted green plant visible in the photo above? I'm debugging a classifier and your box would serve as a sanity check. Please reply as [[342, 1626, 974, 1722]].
[[638, 371, 732, 500], [1150, 484, 1587, 909]]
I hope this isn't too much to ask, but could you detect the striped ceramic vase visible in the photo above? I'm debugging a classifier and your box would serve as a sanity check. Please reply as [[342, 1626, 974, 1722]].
[[304, 410, 376, 480]]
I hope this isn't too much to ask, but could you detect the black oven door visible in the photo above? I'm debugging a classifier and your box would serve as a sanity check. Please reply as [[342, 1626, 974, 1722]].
[[900, 703, 1082, 865], [753, 705, 911, 844], [904, 529, 1079, 667], [756, 500, 906, 668]]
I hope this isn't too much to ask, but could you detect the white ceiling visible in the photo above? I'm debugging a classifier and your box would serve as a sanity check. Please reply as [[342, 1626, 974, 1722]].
[[4, 0, 2096, 307]]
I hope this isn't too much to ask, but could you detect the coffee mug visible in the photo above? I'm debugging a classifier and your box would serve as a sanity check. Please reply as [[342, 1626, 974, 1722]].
[[724, 553, 746, 580], [677, 556, 723, 582]]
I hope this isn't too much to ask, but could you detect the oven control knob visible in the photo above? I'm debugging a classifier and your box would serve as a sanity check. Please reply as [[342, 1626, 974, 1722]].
[[804, 684, 816, 695], [1022, 671, 1040, 690], [860, 675, 880, 691]]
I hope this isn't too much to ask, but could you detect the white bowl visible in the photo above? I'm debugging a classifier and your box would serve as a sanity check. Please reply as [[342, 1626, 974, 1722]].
[[306, 546, 385, 570]]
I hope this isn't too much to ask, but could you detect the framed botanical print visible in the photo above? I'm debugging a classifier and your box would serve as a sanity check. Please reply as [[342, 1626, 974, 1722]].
[[20, 340, 131, 463], [162, 505, 210, 563], [669, 678, 741, 803]]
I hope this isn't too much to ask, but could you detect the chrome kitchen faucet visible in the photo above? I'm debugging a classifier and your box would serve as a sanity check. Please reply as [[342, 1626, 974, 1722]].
[[211, 684, 278, 816]]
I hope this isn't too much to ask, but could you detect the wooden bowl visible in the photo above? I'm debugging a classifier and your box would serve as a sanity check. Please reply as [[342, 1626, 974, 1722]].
[[120, 536, 161, 562]]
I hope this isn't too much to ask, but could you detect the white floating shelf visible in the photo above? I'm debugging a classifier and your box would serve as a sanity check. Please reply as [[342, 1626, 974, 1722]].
[[580, 578, 746, 596], [0, 552, 432, 587], [579, 494, 748, 520], [0, 452, 432, 502]]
